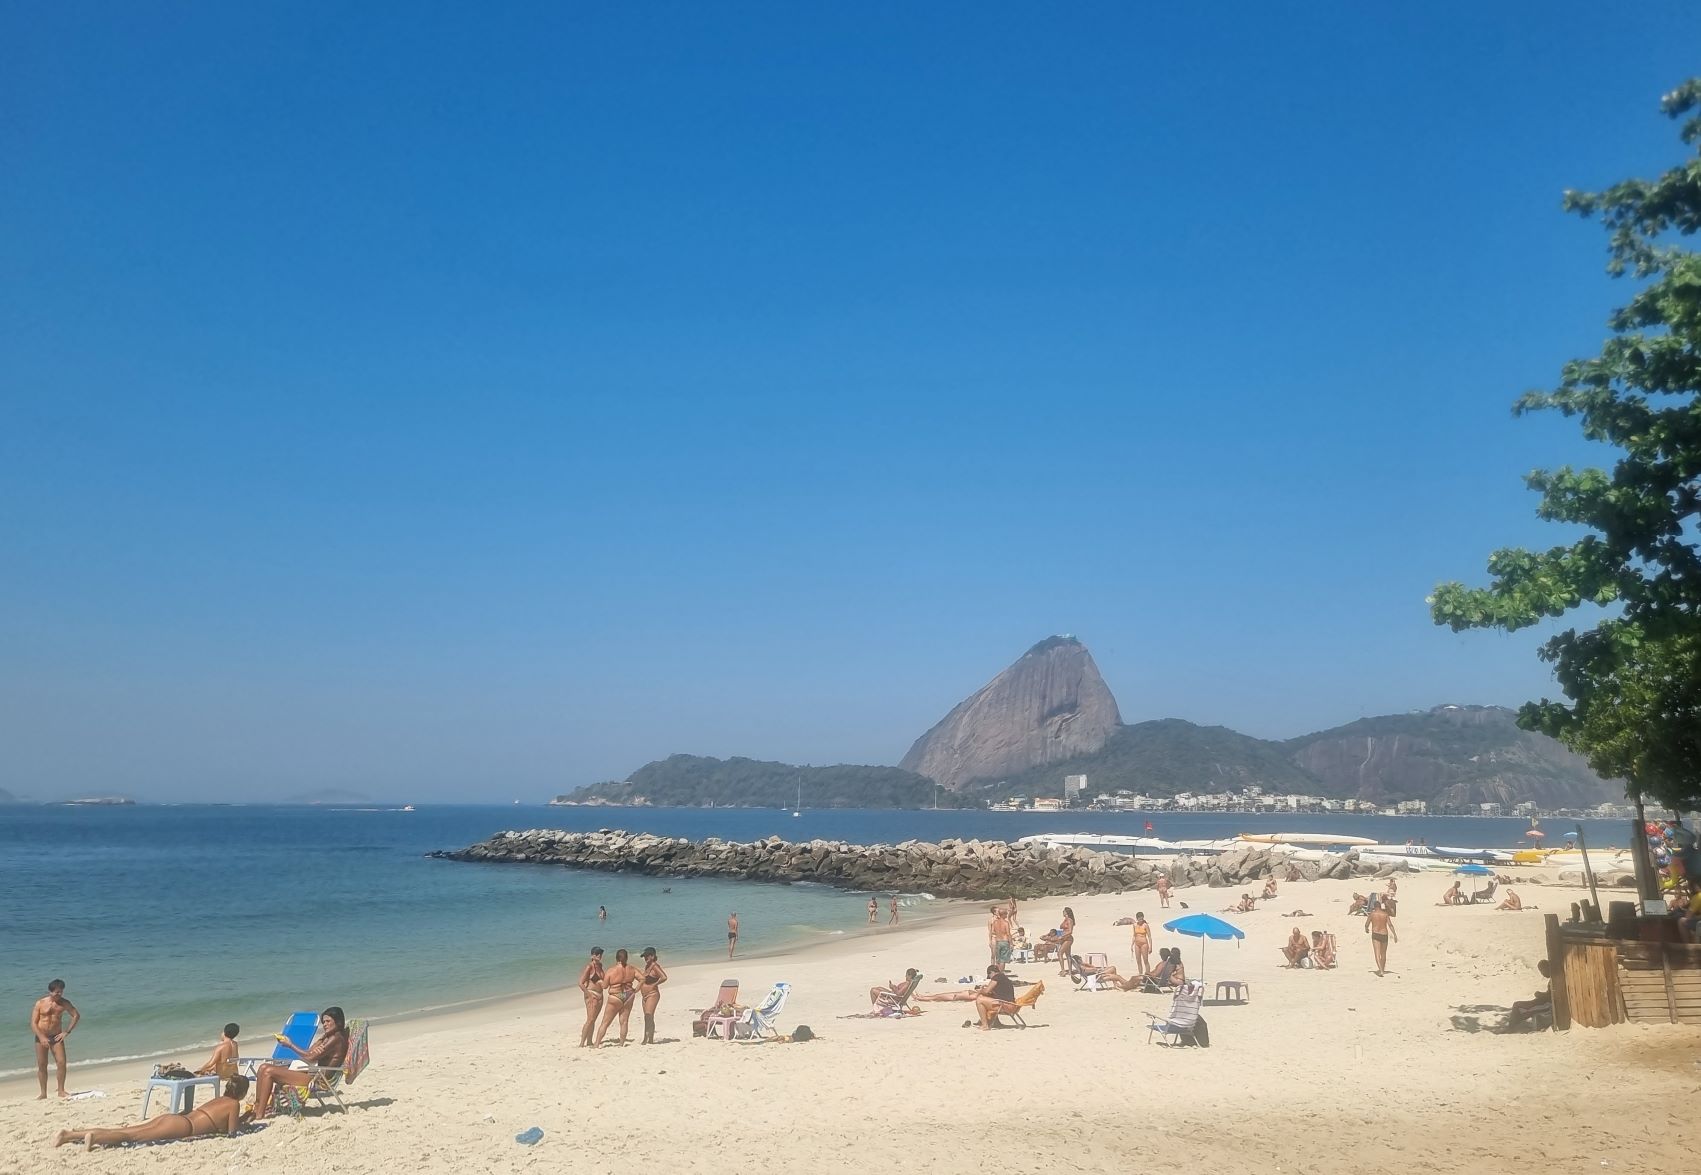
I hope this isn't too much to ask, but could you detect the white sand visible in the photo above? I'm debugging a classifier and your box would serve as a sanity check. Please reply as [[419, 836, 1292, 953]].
[[2, 876, 1696, 1174]]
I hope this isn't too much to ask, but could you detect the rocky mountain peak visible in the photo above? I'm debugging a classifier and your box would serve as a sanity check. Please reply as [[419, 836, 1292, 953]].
[[900, 636, 1122, 789]]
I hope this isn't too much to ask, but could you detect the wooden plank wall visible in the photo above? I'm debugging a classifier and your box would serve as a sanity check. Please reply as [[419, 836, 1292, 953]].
[[1547, 921, 1701, 1028], [1618, 941, 1701, 1026]]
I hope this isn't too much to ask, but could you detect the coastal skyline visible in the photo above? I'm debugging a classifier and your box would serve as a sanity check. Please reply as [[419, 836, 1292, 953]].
[[7, 4, 1701, 802]]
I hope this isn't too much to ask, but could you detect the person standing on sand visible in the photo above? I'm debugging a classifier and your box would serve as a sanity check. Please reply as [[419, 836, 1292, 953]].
[[988, 906, 1012, 966], [1156, 875, 1172, 908], [1365, 904, 1397, 976], [868, 897, 879, 924], [1131, 912, 1153, 974], [889, 895, 900, 925], [727, 912, 739, 958], [638, 947, 668, 1045], [577, 947, 606, 1047], [594, 949, 637, 1047], [31, 979, 78, 1099]]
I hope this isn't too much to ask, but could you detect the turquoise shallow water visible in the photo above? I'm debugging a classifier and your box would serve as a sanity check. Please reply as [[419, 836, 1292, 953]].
[[0, 803, 1625, 1075]]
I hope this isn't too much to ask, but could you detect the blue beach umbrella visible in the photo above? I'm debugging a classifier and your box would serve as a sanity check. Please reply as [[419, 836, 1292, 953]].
[[1162, 913, 1245, 982], [1454, 863, 1494, 875]]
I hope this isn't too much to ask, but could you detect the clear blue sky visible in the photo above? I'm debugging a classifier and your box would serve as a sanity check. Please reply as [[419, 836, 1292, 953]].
[[3, 3, 1698, 800]]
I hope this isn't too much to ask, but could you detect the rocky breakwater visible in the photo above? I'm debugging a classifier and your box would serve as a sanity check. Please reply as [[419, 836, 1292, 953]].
[[429, 830, 1398, 899]]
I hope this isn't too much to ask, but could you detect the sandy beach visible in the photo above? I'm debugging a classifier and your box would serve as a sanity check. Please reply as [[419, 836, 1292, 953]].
[[3, 875, 1696, 1175]]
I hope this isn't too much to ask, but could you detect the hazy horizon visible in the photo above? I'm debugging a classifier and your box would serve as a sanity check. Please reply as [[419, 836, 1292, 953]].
[[6, 4, 1698, 802]]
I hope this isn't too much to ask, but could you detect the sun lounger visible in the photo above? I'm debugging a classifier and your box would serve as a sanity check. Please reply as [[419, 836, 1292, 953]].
[[732, 982, 791, 1041], [693, 979, 739, 1038], [873, 971, 923, 1015], [276, 1019, 369, 1116], [1147, 983, 1205, 1047], [992, 981, 1045, 1028]]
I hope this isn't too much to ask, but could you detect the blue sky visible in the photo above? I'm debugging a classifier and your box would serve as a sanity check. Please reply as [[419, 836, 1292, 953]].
[[3, 3, 1698, 800]]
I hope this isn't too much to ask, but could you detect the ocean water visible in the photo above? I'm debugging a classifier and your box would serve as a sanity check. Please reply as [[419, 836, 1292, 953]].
[[0, 803, 1627, 1076]]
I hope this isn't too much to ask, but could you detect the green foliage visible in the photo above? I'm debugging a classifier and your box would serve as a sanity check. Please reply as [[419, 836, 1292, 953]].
[[1430, 81, 1701, 813], [558, 754, 967, 809], [973, 719, 1319, 801]]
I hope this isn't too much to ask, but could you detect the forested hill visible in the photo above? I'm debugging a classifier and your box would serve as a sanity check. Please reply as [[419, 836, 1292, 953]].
[[555, 755, 967, 809]]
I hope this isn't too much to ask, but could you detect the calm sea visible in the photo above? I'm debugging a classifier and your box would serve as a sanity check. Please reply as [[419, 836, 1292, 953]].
[[0, 803, 1627, 1076]]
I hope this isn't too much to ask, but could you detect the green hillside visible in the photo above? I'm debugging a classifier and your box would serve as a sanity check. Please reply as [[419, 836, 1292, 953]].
[[972, 719, 1317, 800], [556, 754, 966, 809]]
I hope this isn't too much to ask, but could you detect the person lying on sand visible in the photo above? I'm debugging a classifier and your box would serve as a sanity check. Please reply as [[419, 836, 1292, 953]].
[[1282, 927, 1310, 967], [1280, 910, 1313, 918], [869, 968, 922, 1008], [1223, 893, 1257, 913], [54, 1077, 251, 1150], [1438, 881, 1463, 906]]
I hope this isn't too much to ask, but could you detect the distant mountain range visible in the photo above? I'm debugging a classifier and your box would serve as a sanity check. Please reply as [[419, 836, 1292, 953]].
[[557, 638, 1623, 811], [0, 787, 16, 803]]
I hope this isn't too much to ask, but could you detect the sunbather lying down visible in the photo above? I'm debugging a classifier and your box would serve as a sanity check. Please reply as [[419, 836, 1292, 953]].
[[53, 1077, 251, 1150], [915, 965, 1007, 1003]]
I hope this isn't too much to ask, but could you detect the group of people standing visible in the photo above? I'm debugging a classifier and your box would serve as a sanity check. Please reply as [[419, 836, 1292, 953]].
[[576, 946, 669, 1047]]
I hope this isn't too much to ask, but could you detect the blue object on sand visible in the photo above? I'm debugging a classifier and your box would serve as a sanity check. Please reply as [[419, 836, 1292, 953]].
[[516, 1127, 543, 1146]]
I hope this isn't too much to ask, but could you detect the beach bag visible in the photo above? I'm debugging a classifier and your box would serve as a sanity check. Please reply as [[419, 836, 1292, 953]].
[[152, 1064, 195, 1080], [790, 1024, 814, 1042], [1192, 1015, 1210, 1048]]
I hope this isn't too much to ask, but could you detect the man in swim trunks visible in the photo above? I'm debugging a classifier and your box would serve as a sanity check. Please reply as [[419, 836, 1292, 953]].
[[54, 1076, 251, 1150], [31, 979, 78, 1099], [988, 906, 1013, 965], [1365, 904, 1397, 976], [727, 912, 738, 958]]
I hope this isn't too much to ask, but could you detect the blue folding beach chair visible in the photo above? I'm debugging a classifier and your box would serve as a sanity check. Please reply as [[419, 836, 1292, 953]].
[[237, 1011, 318, 1074]]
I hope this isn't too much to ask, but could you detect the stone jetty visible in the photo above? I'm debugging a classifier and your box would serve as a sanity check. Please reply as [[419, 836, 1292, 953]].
[[430, 828, 1400, 899]]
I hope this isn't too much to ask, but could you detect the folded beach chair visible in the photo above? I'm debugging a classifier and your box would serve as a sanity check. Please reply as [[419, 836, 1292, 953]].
[[873, 972, 923, 1015], [693, 979, 739, 1038], [1147, 984, 1204, 1047], [276, 1019, 370, 1116], [993, 981, 1045, 1029], [732, 982, 791, 1041]]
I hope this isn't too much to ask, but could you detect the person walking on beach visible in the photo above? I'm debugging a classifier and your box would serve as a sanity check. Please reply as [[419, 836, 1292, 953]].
[[638, 947, 668, 1045], [1131, 912, 1153, 974], [868, 897, 879, 924], [577, 947, 606, 1048], [594, 949, 637, 1047], [31, 979, 78, 1099], [1156, 874, 1172, 908], [727, 912, 739, 958], [1365, 903, 1397, 976], [889, 895, 900, 925]]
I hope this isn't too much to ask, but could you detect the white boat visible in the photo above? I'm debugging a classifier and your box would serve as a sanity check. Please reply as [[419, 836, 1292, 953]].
[[1239, 832, 1378, 847]]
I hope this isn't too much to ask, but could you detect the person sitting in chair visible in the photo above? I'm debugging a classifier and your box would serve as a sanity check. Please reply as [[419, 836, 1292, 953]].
[[869, 968, 922, 1009], [1311, 931, 1337, 969], [250, 1007, 348, 1119], [1503, 960, 1553, 1032], [1282, 927, 1311, 967]]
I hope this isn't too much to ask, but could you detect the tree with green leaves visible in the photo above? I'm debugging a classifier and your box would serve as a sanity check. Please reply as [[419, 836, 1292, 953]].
[[1429, 80, 1701, 816]]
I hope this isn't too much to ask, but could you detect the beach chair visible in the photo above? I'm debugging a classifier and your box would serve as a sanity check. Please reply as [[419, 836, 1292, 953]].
[[873, 972, 923, 1015], [275, 1019, 369, 1116], [693, 979, 739, 1038], [1061, 959, 1102, 993], [992, 981, 1045, 1028], [236, 1011, 319, 1077], [1147, 983, 1204, 1047], [732, 982, 791, 1041], [1471, 880, 1498, 905]]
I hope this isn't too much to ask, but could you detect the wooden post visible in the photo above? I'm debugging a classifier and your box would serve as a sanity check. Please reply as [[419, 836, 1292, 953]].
[[1544, 913, 1571, 1031], [1660, 945, 1679, 1023], [1575, 823, 1603, 919]]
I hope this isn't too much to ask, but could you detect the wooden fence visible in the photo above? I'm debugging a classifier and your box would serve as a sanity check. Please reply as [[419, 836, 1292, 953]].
[[1546, 913, 1701, 1029]]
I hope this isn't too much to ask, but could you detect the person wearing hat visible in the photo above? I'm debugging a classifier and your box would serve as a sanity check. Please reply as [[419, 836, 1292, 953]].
[[638, 948, 668, 1046]]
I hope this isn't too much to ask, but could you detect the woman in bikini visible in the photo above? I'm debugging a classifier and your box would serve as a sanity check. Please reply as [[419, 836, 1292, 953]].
[[577, 947, 606, 1048], [1054, 907, 1076, 976], [54, 1077, 251, 1149], [594, 948, 637, 1047], [251, 1007, 348, 1118], [1131, 912, 1153, 975], [638, 947, 668, 1045]]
